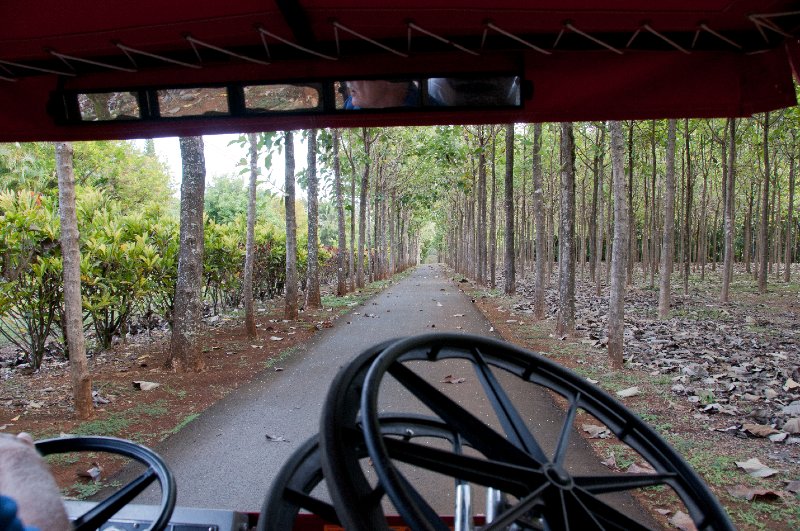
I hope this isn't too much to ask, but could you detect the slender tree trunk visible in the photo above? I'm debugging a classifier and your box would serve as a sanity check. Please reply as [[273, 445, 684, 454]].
[[595, 126, 605, 296], [284, 131, 299, 319], [700, 139, 709, 280], [357, 128, 373, 288], [477, 126, 487, 284], [243, 133, 258, 337], [650, 121, 658, 288], [167, 136, 206, 372], [489, 129, 498, 288], [532, 123, 546, 319], [721, 119, 736, 302], [345, 131, 356, 291], [556, 122, 576, 336], [774, 178, 781, 279], [658, 120, 678, 319], [785, 155, 796, 282], [366, 193, 373, 283], [333, 130, 348, 296], [605, 177, 613, 282], [304, 129, 322, 309], [56, 142, 93, 419], [504, 124, 516, 294], [745, 182, 754, 273], [389, 191, 396, 273], [608, 122, 628, 369], [589, 131, 599, 283], [683, 119, 693, 295], [759, 112, 771, 293], [627, 121, 636, 286]]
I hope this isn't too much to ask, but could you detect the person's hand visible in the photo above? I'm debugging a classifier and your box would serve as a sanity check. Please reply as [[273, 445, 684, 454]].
[[0, 433, 69, 531]]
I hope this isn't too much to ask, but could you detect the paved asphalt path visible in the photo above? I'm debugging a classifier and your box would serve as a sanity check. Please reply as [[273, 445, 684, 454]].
[[123, 263, 654, 526]]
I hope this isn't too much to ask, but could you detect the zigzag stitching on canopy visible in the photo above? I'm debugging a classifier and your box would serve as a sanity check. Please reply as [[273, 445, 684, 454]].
[[257, 26, 337, 61], [407, 22, 479, 56], [1, 9, 799, 83], [115, 42, 202, 69], [185, 35, 271, 66]]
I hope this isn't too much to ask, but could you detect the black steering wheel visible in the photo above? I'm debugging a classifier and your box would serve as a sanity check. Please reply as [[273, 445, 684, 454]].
[[321, 333, 734, 530], [35, 436, 176, 531], [259, 414, 469, 531]]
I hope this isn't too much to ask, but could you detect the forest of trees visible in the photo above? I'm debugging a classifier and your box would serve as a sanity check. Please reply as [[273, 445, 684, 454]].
[[2, 110, 799, 416]]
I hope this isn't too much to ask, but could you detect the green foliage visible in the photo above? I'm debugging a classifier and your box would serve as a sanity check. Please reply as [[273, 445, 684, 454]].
[[204, 217, 245, 313], [0, 189, 62, 368], [204, 175, 249, 223], [1, 141, 172, 209], [77, 190, 170, 348]]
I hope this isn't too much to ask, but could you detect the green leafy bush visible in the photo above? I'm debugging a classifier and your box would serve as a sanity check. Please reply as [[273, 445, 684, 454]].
[[0, 189, 62, 369]]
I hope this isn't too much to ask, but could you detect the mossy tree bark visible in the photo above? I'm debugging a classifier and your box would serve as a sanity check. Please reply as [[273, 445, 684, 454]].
[[56, 142, 93, 419]]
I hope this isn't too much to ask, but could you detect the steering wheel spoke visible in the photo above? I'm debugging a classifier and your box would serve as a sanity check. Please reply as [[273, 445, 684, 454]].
[[574, 472, 677, 494], [383, 437, 542, 495], [552, 392, 581, 466], [388, 362, 540, 467], [571, 487, 655, 531], [472, 347, 549, 463], [72, 468, 159, 531], [35, 436, 175, 531]]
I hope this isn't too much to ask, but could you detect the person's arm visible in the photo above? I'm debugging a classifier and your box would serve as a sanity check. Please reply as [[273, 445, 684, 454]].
[[0, 434, 69, 531]]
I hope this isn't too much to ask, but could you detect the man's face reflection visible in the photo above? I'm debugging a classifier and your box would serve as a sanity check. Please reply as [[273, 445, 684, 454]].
[[346, 80, 410, 108]]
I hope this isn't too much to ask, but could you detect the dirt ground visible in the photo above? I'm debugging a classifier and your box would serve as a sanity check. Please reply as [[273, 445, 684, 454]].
[[0, 299, 344, 499], [1, 268, 798, 529]]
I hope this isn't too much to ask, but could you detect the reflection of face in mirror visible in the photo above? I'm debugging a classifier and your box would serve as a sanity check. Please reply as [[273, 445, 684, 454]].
[[344, 80, 419, 109], [428, 76, 520, 107]]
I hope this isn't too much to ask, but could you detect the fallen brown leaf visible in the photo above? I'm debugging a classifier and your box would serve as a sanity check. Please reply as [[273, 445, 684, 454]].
[[669, 511, 697, 531], [735, 457, 779, 478], [727, 485, 786, 502], [582, 424, 611, 439], [742, 423, 779, 438], [626, 462, 656, 475]]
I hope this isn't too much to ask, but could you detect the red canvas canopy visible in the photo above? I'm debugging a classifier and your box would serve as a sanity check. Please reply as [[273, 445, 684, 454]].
[[2, 1, 799, 141]]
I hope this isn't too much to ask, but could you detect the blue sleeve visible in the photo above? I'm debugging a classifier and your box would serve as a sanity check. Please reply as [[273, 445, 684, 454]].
[[0, 496, 38, 531]]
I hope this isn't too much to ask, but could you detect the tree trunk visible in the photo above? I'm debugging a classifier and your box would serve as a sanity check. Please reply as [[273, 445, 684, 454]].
[[683, 119, 693, 295], [489, 129, 498, 288], [650, 121, 658, 288], [594, 125, 605, 296], [357, 128, 373, 288], [503, 124, 516, 294], [589, 130, 599, 283], [333, 130, 348, 296], [785, 155, 796, 282], [700, 137, 709, 280], [243, 133, 258, 337], [607, 122, 628, 369], [658, 119, 678, 319], [774, 176, 781, 279], [745, 182, 754, 274], [305, 129, 322, 309], [167, 136, 207, 372], [344, 130, 356, 292], [759, 112, 771, 293], [532, 123, 546, 319], [477, 126, 487, 284], [56, 142, 93, 419], [556, 122, 576, 336], [284, 131, 299, 319], [721, 119, 736, 302], [627, 121, 636, 286]]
